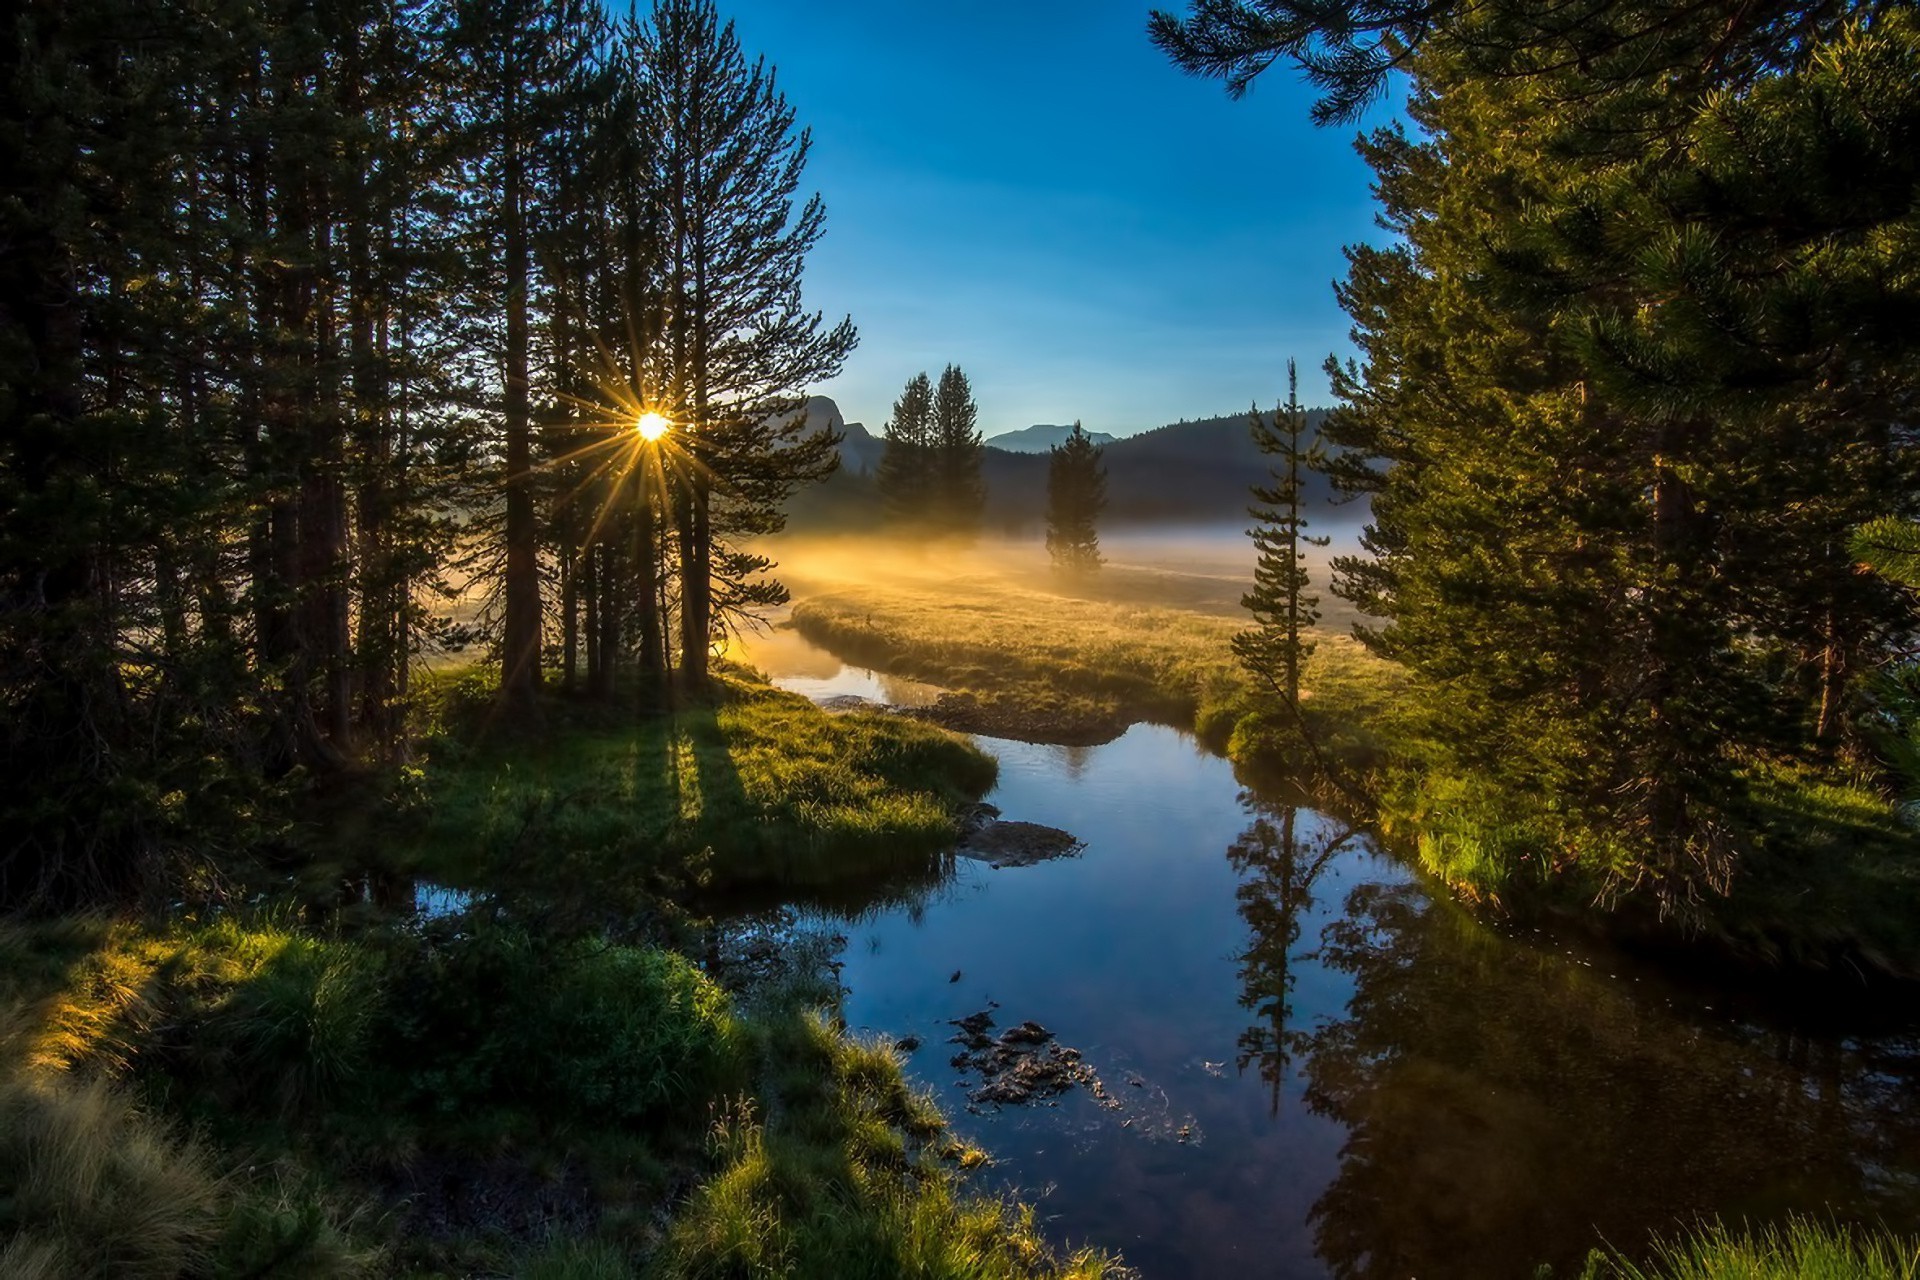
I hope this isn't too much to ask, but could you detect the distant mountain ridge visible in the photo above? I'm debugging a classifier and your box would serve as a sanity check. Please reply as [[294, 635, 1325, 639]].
[[983, 423, 1117, 454], [788, 398, 1344, 530]]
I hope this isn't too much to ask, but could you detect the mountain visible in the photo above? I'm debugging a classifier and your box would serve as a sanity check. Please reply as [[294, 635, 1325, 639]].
[[784, 404, 1350, 533], [984, 423, 1117, 454], [785, 395, 881, 473], [977, 409, 1338, 530]]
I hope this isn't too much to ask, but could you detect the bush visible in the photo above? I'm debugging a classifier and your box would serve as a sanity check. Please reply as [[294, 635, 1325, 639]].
[[202, 931, 385, 1114], [379, 924, 744, 1126]]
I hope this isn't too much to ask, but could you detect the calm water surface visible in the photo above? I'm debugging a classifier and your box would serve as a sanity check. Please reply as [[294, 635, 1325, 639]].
[[738, 633, 1920, 1280]]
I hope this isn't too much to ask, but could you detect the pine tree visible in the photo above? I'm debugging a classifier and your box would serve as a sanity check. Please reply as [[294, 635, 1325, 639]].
[[637, 0, 855, 688], [1045, 422, 1106, 573], [451, 0, 601, 714], [932, 364, 985, 535], [1234, 363, 1328, 714], [1159, 0, 1920, 905], [877, 371, 935, 528]]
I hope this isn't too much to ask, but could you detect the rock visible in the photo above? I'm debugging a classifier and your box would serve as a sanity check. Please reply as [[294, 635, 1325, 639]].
[[999, 1020, 1052, 1046], [894, 1035, 921, 1053], [946, 1010, 1116, 1110], [950, 1011, 995, 1036], [949, 969, 962, 983], [955, 802, 1001, 838], [817, 694, 875, 712], [957, 821, 1085, 868]]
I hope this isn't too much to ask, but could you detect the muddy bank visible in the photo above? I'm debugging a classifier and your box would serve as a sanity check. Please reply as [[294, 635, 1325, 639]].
[[960, 820, 1084, 869]]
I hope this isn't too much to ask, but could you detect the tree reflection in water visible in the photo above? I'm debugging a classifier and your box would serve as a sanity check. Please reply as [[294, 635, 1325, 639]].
[[1229, 798, 1357, 1117], [1228, 803, 1920, 1280]]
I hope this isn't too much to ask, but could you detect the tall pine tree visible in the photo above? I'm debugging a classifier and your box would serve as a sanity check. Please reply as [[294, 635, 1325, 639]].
[[877, 371, 935, 528], [1234, 363, 1328, 716], [932, 364, 985, 535], [637, 0, 854, 687]]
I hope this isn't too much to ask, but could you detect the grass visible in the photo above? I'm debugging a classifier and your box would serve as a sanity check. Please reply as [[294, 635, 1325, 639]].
[[1582, 1216, 1920, 1279], [783, 561, 1920, 978], [406, 667, 998, 895], [0, 908, 1116, 1279], [648, 1007, 1117, 1280], [0, 664, 1113, 1279], [790, 577, 1410, 761]]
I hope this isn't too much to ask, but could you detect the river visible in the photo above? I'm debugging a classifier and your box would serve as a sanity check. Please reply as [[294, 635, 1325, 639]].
[[734, 629, 1920, 1279]]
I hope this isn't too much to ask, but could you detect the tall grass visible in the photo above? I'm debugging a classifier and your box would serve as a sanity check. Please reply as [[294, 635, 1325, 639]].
[[1586, 1216, 1920, 1279], [649, 1011, 1119, 1280], [0, 1074, 221, 1279]]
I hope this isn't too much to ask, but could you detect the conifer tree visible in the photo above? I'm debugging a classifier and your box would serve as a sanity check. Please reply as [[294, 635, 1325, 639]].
[[637, 0, 855, 687], [451, 0, 601, 714], [1234, 363, 1328, 714], [1159, 0, 1920, 904], [932, 364, 986, 535], [878, 371, 935, 527], [1045, 422, 1106, 573]]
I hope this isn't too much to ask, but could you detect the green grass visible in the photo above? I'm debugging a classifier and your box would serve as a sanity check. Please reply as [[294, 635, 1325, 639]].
[[0, 662, 1109, 1279], [1583, 1216, 1920, 1279], [407, 668, 997, 895], [0, 908, 1116, 1280], [648, 1006, 1116, 1280]]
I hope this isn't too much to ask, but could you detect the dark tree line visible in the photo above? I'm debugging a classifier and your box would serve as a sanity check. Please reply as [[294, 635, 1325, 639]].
[[0, 0, 851, 909], [1157, 0, 1920, 906]]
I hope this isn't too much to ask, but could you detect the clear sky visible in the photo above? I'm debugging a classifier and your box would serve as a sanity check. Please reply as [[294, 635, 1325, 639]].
[[719, 0, 1398, 440]]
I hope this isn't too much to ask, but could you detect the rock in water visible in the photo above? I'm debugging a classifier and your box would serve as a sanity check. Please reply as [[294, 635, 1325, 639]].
[[958, 820, 1084, 868]]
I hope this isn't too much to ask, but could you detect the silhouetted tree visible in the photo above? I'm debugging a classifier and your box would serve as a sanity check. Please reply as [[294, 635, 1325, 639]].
[[932, 364, 985, 534], [1045, 421, 1106, 572], [877, 371, 935, 527], [638, 0, 854, 687]]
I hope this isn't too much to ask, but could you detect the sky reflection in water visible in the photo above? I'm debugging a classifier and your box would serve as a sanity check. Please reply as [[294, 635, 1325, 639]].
[[750, 642, 1920, 1280]]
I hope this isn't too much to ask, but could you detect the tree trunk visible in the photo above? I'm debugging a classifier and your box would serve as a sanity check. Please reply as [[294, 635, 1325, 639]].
[[500, 96, 542, 711]]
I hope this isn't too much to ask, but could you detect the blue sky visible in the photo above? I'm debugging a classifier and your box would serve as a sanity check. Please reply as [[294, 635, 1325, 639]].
[[720, 0, 1398, 439]]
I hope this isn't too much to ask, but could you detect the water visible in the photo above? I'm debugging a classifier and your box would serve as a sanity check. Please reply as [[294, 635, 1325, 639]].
[[740, 633, 1920, 1279]]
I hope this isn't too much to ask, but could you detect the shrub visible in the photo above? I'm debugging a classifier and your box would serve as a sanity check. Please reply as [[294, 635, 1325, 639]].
[[379, 924, 744, 1126]]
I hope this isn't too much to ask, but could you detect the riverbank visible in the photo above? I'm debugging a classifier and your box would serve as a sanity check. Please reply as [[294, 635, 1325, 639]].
[[0, 669, 1118, 1278], [787, 579, 1920, 983]]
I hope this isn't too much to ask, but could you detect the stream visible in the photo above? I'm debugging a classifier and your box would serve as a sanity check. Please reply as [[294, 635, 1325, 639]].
[[735, 630, 1920, 1279]]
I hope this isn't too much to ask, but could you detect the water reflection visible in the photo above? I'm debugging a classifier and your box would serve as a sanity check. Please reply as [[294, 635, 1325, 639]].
[[1230, 803, 1359, 1117], [739, 629, 1920, 1280], [1273, 878, 1920, 1279]]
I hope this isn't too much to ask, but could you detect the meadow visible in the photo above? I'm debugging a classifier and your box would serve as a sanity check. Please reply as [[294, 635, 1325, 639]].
[[768, 531, 1920, 981]]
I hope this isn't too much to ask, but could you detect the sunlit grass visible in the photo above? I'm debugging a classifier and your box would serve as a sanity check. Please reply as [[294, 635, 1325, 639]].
[[409, 669, 997, 893], [791, 575, 1410, 760], [1584, 1216, 1920, 1279], [650, 1009, 1120, 1280]]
